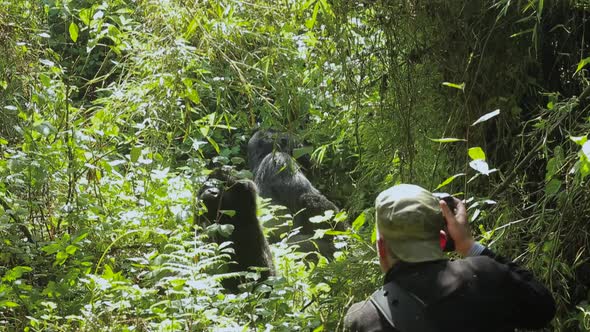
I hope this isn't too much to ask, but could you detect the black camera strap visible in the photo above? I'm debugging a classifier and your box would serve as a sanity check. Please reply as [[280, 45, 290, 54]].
[[369, 280, 437, 332]]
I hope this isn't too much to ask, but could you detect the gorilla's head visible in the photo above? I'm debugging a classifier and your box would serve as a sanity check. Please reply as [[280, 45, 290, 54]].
[[197, 168, 258, 227], [247, 130, 312, 174]]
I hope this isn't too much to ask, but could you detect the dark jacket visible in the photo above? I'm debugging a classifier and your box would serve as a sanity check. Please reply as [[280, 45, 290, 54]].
[[344, 248, 556, 332]]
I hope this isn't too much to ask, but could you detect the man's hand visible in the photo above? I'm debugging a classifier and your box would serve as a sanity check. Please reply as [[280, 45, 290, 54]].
[[440, 198, 474, 257]]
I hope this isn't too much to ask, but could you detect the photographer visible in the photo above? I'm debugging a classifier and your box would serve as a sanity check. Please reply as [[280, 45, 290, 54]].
[[344, 184, 555, 332]]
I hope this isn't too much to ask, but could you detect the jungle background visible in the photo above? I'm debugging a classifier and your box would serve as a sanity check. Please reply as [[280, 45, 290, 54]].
[[1, 0, 590, 330]]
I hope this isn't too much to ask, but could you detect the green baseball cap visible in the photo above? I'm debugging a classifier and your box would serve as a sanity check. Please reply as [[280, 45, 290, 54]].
[[375, 184, 446, 263]]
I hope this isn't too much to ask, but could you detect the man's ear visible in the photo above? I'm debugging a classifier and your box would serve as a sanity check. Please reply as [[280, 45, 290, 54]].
[[377, 237, 388, 259], [439, 230, 448, 250]]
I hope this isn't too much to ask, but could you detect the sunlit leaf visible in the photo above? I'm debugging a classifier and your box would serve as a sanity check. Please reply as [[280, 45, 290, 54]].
[[69, 22, 79, 42], [65, 245, 77, 255], [55, 251, 68, 266], [39, 74, 51, 87], [40, 59, 55, 67], [80, 8, 92, 26], [470, 209, 481, 222], [468, 147, 486, 160], [471, 109, 500, 126], [570, 135, 588, 146], [469, 160, 496, 175], [429, 137, 466, 143], [2, 266, 32, 282], [436, 173, 465, 190], [352, 211, 366, 231], [442, 82, 465, 91], [0, 301, 20, 308], [575, 57, 590, 74]]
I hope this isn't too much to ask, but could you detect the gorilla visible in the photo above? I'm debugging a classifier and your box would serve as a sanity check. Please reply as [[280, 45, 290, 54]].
[[248, 131, 346, 257], [197, 168, 275, 292], [247, 129, 312, 175]]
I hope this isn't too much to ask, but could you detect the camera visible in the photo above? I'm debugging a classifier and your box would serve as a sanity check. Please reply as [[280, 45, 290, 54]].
[[433, 193, 456, 252]]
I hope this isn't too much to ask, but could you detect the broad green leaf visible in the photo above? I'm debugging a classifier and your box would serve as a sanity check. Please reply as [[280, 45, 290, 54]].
[[230, 157, 245, 165], [2, 266, 32, 282], [55, 251, 68, 266], [371, 224, 377, 243], [436, 173, 465, 190], [312, 228, 328, 239], [39, 74, 51, 87], [570, 135, 588, 146], [575, 57, 590, 74], [351, 211, 366, 231], [468, 147, 486, 160], [545, 157, 560, 180], [41, 243, 61, 255], [293, 146, 313, 159], [220, 210, 236, 217], [186, 87, 200, 104], [429, 137, 466, 143], [442, 82, 465, 91], [130, 147, 141, 162], [313, 324, 325, 332], [65, 245, 77, 255], [0, 138, 8, 145], [309, 215, 326, 223], [471, 109, 500, 126], [80, 8, 92, 26], [0, 301, 20, 308], [218, 224, 235, 238], [69, 22, 79, 42], [545, 178, 561, 196], [334, 210, 347, 222]]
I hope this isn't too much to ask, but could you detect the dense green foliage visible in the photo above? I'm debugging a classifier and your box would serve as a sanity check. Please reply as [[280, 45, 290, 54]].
[[1, 0, 590, 330]]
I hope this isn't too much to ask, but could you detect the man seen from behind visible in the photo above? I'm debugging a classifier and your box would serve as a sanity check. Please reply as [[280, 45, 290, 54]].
[[344, 184, 556, 332]]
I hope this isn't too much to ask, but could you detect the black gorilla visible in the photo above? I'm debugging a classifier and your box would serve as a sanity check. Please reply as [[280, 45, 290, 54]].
[[247, 129, 312, 175], [248, 131, 346, 256], [198, 168, 275, 292]]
